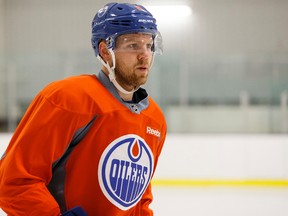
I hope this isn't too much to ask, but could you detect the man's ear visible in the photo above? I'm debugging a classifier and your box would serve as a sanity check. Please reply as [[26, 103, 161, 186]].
[[98, 41, 111, 62]]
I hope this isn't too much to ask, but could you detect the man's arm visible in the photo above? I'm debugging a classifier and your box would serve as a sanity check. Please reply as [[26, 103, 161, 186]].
[[0, 94, 92, 215]]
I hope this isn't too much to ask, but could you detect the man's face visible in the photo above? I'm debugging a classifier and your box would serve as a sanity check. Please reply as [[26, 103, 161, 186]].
[[113, 33, 154, 91]]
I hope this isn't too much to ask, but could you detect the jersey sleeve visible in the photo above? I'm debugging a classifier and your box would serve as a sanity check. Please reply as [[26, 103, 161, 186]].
[[0, 92, 93, 215]]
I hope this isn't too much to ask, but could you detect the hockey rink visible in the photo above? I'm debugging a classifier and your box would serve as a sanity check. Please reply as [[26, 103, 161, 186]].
[[1, 133, 288, 216]]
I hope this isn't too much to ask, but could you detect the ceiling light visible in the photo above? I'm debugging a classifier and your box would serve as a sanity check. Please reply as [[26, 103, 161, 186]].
[[146, 5, 192, 21]]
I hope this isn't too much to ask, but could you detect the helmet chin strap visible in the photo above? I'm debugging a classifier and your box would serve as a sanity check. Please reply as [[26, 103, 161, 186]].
[[97, 49, 136, 95]]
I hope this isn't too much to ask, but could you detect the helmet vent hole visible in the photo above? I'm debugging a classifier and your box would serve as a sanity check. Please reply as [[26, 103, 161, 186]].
[[110, 20, 131, 26], [117, 7, 124, 10]]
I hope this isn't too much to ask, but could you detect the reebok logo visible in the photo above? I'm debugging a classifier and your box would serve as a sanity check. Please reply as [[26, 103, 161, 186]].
[[146, 126, 161, 138]]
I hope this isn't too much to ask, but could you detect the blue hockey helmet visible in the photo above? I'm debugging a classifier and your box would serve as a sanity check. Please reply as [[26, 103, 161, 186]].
[[91, 2, 163, 57]]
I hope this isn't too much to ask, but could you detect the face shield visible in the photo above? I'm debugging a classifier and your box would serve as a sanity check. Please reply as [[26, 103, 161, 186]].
[[107, 32, 163, 55]]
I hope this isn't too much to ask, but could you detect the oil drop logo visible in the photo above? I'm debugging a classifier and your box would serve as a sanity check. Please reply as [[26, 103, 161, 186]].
[[98, 134, 154, 210]]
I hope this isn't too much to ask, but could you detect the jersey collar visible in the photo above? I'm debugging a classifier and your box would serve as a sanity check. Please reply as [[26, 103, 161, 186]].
[[97, 70, 150, 113]]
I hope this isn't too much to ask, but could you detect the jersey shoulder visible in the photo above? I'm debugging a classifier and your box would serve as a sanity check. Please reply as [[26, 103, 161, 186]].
[[145, 97, 166, 124], [39, 74, 118, 114]]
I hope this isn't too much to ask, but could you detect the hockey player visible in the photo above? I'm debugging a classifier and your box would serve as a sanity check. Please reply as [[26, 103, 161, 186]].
[[0, 2, 167, 216]]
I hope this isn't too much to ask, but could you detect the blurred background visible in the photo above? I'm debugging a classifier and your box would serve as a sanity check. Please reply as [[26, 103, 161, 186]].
[[0, 0, 288, 133], [1, 0, 288, 215]]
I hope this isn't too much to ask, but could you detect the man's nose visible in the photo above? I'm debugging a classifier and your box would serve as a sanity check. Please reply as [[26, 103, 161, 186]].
[[137, 47, 152, 59]]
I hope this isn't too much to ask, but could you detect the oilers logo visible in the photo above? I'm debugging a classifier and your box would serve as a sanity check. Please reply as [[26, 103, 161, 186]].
[[98, 134, 154, 210], [97, 5, 108, 18]]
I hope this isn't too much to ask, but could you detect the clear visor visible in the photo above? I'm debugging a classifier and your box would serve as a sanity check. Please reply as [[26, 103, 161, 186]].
[[112, 32, 163, 55]]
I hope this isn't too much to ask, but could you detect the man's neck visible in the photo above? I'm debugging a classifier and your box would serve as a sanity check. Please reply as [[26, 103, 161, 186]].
[[118, 91, 134, 102], [101, 68, 134, 102]]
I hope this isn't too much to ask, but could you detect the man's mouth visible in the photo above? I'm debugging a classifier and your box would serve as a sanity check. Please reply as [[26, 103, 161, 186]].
[[136, 65, 149, 70]]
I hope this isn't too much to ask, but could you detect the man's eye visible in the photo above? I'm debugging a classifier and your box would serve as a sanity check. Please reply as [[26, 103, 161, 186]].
[[128, 43, 139, 49], [147, 43, 153, 49]]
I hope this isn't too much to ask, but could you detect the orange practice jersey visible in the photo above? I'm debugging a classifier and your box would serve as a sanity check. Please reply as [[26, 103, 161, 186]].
[[0, 71, 167, 216]]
